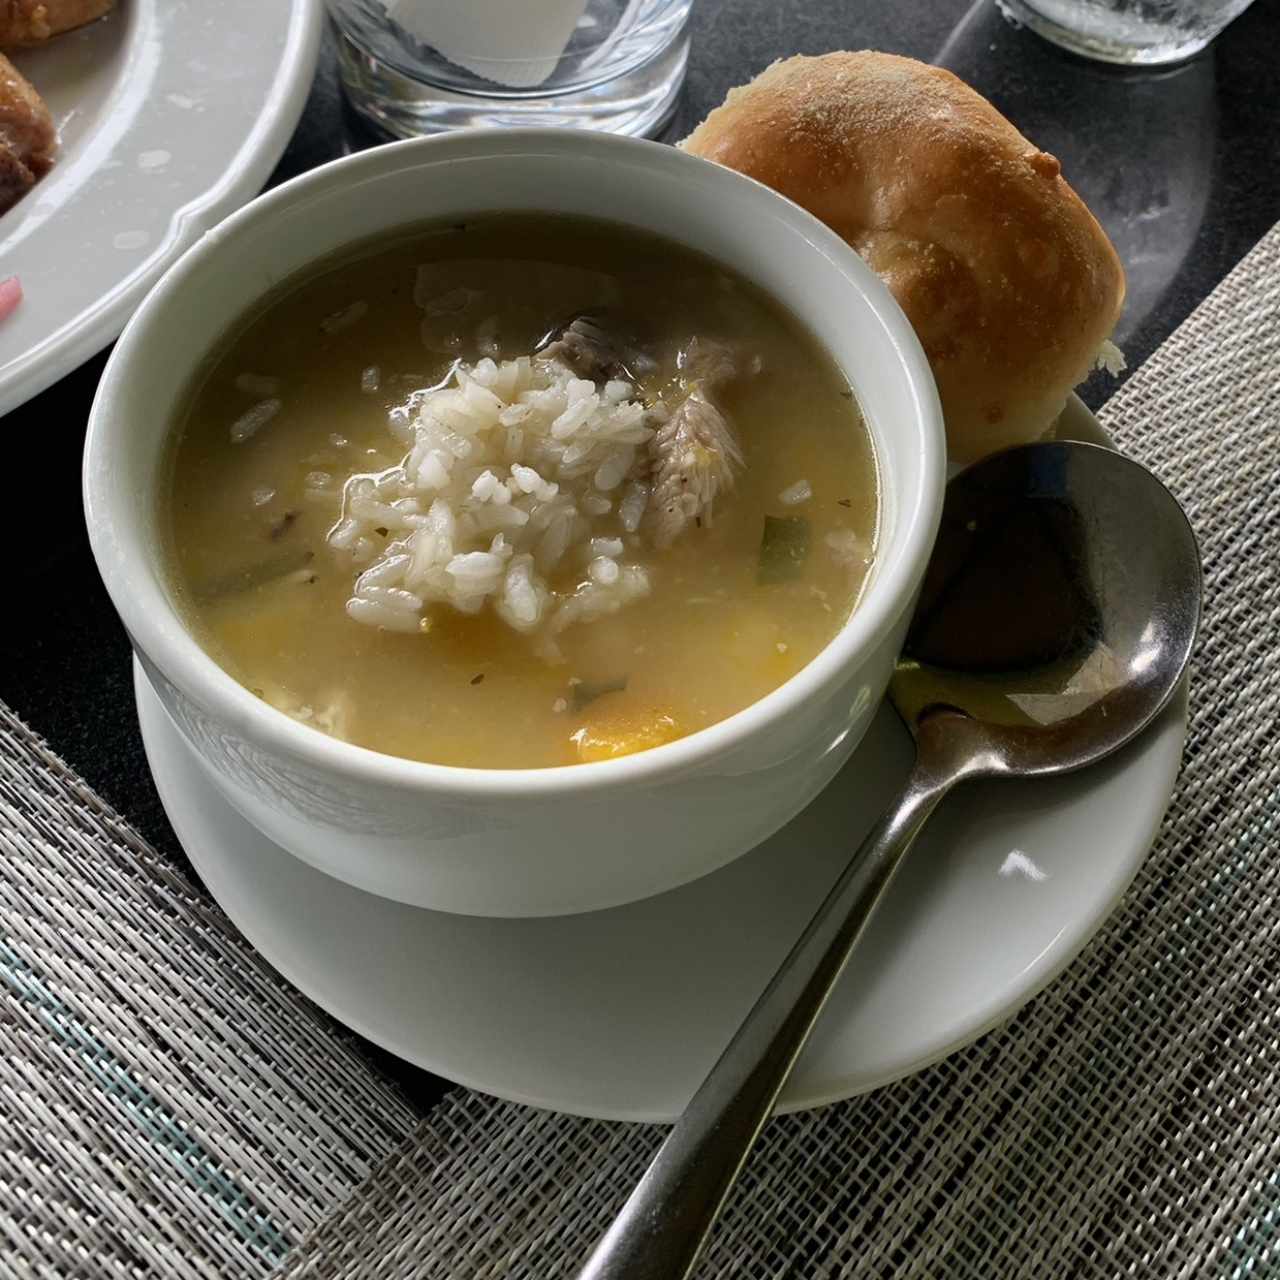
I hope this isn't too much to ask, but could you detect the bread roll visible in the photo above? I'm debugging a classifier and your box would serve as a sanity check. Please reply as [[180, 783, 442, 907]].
[[683, 52, 1125, 462]]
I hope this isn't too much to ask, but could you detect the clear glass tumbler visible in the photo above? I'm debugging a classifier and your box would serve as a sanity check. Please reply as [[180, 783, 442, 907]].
[[996, 0, 1255, 64], [328, 0, 692, 139]]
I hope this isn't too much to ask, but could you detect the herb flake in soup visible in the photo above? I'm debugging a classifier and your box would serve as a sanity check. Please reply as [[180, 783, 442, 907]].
[[165, 215, 879, 768]]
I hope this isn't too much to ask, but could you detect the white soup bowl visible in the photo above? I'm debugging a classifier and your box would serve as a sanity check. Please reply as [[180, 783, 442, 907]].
[[84, 129, 944, 917]]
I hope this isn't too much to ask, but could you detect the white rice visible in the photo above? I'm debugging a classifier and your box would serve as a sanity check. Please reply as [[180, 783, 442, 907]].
[[332, 351, 667, 657], [230, 398, 281, 444], [320, 300, 369, 335], [825, 528, 869, 567], [778, 478, 812, 506], [1095, 339, 1127, 376]]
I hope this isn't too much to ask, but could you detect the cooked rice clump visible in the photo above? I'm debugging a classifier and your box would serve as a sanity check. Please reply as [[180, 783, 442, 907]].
[[329, 354, 677, 659]]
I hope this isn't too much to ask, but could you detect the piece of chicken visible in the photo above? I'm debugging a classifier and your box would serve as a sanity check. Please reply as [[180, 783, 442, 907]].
[[539, 320, 747, 551], [0, 51, 53, 213], [537, 314, 648, 384], [645, 338, 744, 550], [0, 0, 114, 46]]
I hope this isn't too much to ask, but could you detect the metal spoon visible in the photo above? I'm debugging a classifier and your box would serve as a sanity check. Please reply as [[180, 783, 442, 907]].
[[578, 440, 1201, 1280]]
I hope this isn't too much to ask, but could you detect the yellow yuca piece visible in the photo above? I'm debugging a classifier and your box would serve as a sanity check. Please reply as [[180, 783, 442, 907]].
[[572, 698, 683, 763]]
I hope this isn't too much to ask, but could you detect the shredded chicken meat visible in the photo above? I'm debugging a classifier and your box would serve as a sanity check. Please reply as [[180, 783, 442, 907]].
[[645, 338, 744, 549]]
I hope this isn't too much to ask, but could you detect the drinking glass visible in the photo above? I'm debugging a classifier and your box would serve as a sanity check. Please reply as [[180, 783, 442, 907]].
[[328, 0, 692, 139], [996, 0, 1255, 64]]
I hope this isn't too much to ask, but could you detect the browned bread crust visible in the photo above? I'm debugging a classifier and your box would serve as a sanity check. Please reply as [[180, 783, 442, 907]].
[[0, 0, 114, 47], [683, 52, 1125, 461]]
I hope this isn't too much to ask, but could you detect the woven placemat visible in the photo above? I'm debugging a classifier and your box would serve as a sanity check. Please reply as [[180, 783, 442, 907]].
[[1, 221, 1277, 1279], [0, 713, 418, 1276]]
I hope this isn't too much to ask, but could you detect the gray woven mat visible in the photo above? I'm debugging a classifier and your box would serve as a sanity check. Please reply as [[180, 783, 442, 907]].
[[0, 714, 418, 1276], [2, 221, 1278, 1279]]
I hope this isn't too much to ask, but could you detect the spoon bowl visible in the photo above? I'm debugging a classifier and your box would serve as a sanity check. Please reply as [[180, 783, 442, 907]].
[[895, 442, 1200, 777]]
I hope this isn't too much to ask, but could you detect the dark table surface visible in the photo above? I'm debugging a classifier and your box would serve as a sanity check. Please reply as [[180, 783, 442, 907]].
[[4, 0, 1277, 1111]]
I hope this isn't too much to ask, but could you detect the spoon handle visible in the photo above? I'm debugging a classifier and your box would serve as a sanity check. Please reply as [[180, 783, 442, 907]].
[[576, 753, 957, 1280]]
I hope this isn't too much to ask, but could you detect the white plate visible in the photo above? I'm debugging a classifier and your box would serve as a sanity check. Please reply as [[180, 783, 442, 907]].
[[131, 396, 1188, 1122], [0, 0, 322, 416]]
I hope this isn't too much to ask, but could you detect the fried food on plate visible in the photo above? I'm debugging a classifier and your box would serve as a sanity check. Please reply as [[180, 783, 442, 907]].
[[0, 50, 54, 213], [0, 1, 115, 213], [683, 51, 1126, 462], [0, 0, 114, 47]]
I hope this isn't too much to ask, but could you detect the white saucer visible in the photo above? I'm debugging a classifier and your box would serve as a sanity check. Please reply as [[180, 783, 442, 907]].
[[136, 655, 1184, 1122]]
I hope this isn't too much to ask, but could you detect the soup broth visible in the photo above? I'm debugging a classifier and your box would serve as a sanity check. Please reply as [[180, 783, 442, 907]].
[[167, 215, 879, 768]]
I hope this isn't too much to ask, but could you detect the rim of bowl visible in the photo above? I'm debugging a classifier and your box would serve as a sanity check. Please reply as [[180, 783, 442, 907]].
[[84, 127, 945, 798]]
